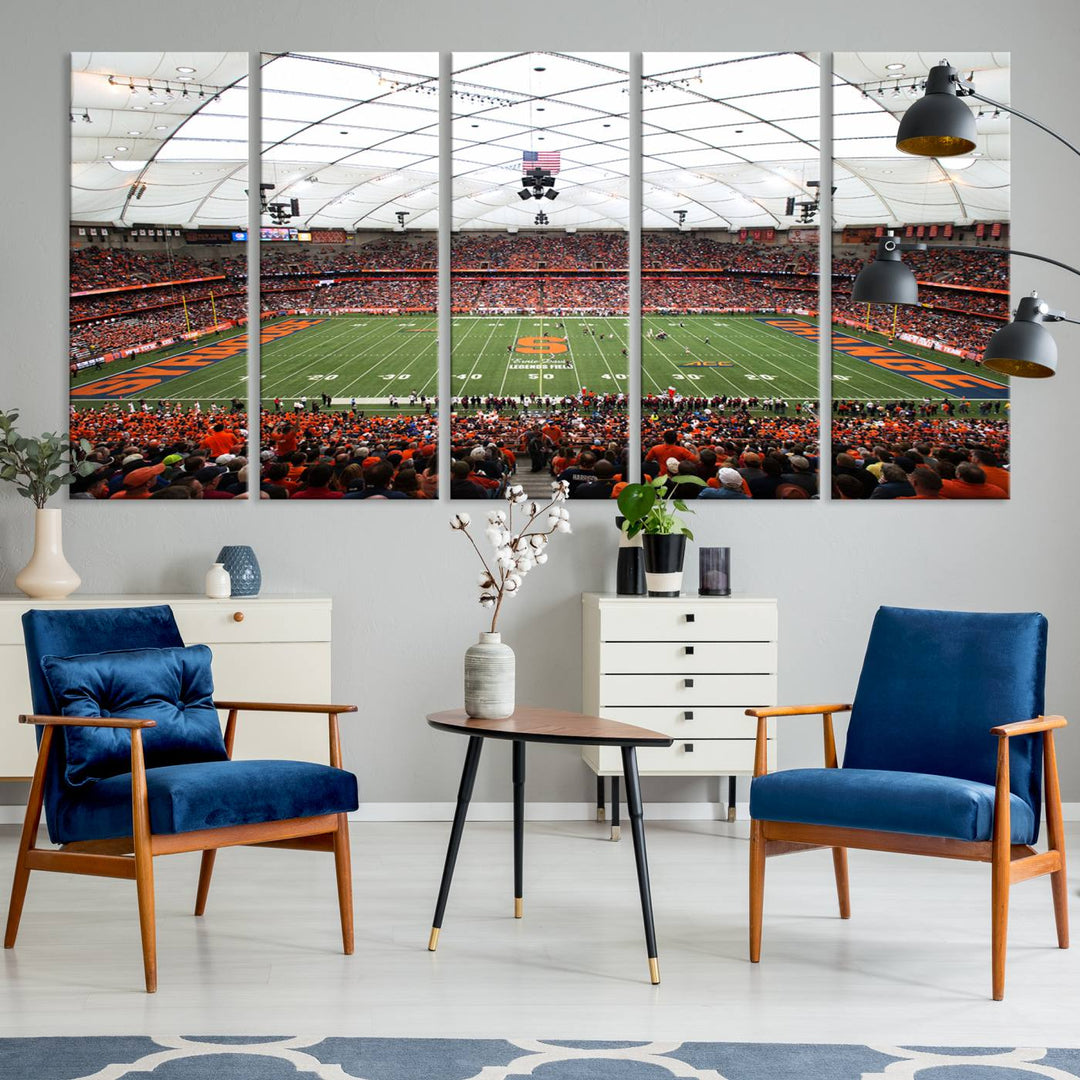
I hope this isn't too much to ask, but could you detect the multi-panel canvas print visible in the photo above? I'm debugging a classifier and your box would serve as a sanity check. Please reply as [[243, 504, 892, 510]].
[[449, 52, 630, 500], [69, 53, 251, 500], [258, 52, 439, 500], [642, 52, 823, 501], [831, 53, 1011, 500]]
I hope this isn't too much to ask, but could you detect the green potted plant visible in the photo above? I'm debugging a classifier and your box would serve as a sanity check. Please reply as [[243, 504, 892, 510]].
[[0, 409, 95, 599], [617, 472, 705, 596]]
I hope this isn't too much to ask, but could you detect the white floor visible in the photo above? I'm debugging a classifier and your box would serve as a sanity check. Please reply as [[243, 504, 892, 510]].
[[1, 819, 1077, 1046]]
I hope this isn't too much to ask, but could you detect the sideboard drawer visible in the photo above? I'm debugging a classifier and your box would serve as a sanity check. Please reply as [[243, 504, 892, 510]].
[[600, 673, 776, 708], [599, 601, 777, 643], [600, 641, 776, 675], [172, 601, 330, 645], [599, 705, 772, 741], [590, 738, 771, 776]]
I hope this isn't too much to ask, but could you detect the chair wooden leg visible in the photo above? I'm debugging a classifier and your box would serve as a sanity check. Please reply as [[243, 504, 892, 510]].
[[991, 736, 1011, 1001], [1044, 731, 1070, 949], [749, 819, 765, 963], [131, 731, 157, 993], [194, 850, 216, 916], [832, 847, 851, 919], [333, 813, 354, 955], [5, 727, 52, 950]]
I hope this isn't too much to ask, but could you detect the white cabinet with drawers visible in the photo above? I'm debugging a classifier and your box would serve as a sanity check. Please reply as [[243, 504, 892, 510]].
[[0, 594, 334, 781], [582, 593, 778, 826]]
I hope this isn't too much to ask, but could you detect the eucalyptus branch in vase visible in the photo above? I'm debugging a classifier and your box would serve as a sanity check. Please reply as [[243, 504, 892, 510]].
[[451, 480, 572, 633], [0, 409, 95, 508]]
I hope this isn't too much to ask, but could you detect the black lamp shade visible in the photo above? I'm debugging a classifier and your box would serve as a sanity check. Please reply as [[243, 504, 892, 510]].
[[896, 63, 977, 157], [982, 302, 1058, 378], [851, 256, 920, 305], [852, 237, 920, 306]]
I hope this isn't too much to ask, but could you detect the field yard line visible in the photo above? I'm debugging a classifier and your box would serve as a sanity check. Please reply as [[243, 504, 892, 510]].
[[452, 316, 504, 401], [705, 319, 820, 398], [266, 320, 405, 393], [259, 319, 372, 393], [594, 317, 628, 390], [641, 316, 747, 398], [497, 317, 524, 398], [560, 321, 585, 395], [332, 319, 438, 397], [258, 317, 365, 378]]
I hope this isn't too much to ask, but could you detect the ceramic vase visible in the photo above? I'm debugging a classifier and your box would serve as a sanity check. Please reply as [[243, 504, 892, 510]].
[[642, 533, 687, 597], [615, 515, 645, 596], [204, 562, 231, 599], [15, 508, 81, 599], [216, 545, 261, 597], [464, 631, 515, 719]]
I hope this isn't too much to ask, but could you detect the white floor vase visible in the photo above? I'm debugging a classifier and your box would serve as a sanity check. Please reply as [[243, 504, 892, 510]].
[[15, 507, 81, 599]]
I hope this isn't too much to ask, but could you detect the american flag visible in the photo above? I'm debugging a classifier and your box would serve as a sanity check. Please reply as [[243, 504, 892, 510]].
[[523, 150, 561, 174]]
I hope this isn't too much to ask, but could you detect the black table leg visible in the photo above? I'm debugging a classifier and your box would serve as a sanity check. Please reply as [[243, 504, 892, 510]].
[[621, 745, 660, 984], [429, 735, 484, 951], [728, 775, 738, 823], [513, 740, 525, 919], [596, 774, 606, 823], [610, 775, 621, 841]]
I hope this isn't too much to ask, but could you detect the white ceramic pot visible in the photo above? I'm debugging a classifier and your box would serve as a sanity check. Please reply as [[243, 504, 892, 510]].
[[204, 562, 232, 599], [15, 508, 81, 600], [464, 631, 515, 719]]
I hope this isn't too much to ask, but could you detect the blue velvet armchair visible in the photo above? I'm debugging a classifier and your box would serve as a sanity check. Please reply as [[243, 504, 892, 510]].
[[747, 606, 1068, 1000], [4, 605, 360, 992]]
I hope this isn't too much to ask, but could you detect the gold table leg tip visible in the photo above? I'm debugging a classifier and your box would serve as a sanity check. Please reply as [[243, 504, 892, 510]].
[[610, 826, 621, 842], [428, 927, 440, 951], [514, 897, 523, 919], [648, 957, 660, 984], [597, 808, 606, 822]]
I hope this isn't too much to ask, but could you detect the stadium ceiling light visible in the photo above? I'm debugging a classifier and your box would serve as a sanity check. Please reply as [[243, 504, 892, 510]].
[[898, 59, 1080, 159], [886, 62, 906, 71], [176, 66, 196, 74]]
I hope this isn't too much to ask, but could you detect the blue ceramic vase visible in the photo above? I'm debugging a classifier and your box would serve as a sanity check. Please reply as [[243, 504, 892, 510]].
[[216, 545, 261, 597]]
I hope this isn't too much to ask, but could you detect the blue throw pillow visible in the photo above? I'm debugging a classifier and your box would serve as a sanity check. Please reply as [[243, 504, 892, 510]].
[[40, 644, 228, 786]]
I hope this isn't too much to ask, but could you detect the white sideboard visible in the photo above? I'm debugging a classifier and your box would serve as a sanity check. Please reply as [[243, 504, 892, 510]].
[[0, 594, 334, 780], [582, 593, 778, 828]]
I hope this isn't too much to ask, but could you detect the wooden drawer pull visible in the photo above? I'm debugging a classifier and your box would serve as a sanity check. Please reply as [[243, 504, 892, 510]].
[[684, 645, 695, 655], [233, 611, 245, 623], [684, 678, 694, 689]]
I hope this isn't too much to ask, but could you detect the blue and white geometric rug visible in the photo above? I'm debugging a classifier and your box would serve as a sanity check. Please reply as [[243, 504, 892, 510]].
[[2, 1038, 1079, 1079]]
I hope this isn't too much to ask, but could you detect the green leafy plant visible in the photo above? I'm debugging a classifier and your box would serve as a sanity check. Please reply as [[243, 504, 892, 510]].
[[0, 410, 95, 509], [617, 473, 706, 540]]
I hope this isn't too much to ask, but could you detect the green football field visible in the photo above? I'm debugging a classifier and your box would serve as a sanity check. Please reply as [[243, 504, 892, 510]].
[[68, 313, 1009, 412]]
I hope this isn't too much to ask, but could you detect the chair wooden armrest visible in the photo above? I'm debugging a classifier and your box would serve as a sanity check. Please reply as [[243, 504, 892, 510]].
[[213, 701, 357, 715], [745, 704, 852, 777], [744, 703, 852, 719], [213, 702, 357, 768], [990, 715, 1067, 738], [19, 713, 157, 729]]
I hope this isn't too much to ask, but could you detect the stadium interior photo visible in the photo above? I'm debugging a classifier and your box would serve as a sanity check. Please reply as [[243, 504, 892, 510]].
[[3, 4, 1080, 1076]]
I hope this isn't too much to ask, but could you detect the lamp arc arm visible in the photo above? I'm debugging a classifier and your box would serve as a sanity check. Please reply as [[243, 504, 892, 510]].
[[968, 91, 1080, 161], [945, 246, 1080, 281]]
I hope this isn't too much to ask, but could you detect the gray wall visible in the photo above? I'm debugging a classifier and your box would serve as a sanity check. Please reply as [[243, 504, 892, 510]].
[[2, 0, 1078, 806]]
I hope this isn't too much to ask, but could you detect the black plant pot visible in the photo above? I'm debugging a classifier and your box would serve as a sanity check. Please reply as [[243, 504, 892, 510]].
[[642, 533, 687, 597]]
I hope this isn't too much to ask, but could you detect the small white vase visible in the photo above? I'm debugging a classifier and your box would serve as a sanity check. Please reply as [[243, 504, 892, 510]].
[[464, 631, 515, 719], [204, 562, 231, 599], [15, 508, 81, 600]]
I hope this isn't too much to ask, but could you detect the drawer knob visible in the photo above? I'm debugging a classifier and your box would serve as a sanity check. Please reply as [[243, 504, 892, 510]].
[[685, 613, 695, 623], [233, 611, 245, 623], [684, 678, 694, 689], [684, 710, 694, 721], [684, 645, 695, 656], [684, 743, 694, 752]]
